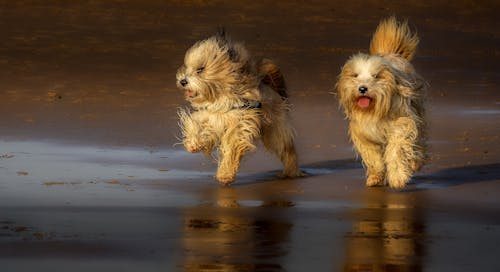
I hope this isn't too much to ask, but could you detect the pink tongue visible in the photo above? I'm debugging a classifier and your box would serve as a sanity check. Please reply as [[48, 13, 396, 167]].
[[357, 97, 371, 108]]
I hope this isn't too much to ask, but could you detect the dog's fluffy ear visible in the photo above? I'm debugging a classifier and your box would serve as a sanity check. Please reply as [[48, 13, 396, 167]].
[[397, 84, 415, 98], [394, 70, 423, 99], [215, 27, 238, 62]]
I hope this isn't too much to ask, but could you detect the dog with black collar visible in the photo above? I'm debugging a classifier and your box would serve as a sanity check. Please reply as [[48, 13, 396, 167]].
[[176, 31, 303, 184]]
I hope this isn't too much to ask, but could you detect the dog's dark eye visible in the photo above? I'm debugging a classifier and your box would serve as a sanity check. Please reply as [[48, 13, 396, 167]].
[[353, 73, 358, 78], [196, 67, 205, 74]]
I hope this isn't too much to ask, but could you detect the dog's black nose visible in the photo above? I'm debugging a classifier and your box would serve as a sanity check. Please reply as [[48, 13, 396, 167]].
[[359, 86, 368, 94], [180, 79, 188, 87]]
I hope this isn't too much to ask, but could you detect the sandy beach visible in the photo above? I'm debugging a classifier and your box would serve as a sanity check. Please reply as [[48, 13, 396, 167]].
[[1, 1, 499, 271]]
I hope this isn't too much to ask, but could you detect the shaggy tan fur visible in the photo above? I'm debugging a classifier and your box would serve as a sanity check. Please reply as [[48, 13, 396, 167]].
[[176, 31, 302, 185], [336, 17, 427, 189]]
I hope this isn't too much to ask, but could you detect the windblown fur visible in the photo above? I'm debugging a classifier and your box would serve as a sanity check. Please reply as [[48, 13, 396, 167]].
[[176, 31, 302, 185], [336, 17, 428, 189]]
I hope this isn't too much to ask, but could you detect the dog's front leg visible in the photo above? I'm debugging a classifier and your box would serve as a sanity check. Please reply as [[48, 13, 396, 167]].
[[384, 117, 419, 188], [215, 126, 257, 185], [351, 132, 386, 187], [179, 110, 215, 154]]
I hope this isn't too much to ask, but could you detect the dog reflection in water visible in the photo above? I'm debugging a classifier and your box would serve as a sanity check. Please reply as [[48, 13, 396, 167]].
[[182, 187, 293, 271], [343, 191, 425, 271]]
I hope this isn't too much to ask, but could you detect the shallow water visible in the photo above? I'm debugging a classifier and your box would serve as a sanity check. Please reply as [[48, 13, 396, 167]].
[[2, 140, 500, 272]]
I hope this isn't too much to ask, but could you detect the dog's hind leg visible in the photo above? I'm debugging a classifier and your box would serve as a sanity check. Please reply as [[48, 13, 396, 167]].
[[384, 117, 420, 188], [261, 119, 303, 178]]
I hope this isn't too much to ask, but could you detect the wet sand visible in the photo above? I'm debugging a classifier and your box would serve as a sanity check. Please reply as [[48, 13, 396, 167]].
[[1, 1, 499, 271]]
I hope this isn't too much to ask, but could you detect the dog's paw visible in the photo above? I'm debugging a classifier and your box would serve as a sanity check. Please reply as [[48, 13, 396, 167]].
[[387, 172, 411, 189], [388, 179, 408, 189], [278, 169, 308, 179], [366, 174, 385, 187], [216, 174, 236, 185], [184, 139, 204, 153], [387, 177, 410, 189]]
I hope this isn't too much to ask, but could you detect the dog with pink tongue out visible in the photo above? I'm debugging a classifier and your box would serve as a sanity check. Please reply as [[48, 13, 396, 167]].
[[336, 17, 428, 189]]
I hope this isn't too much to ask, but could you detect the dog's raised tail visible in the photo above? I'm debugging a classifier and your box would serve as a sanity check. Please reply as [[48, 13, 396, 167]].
[[259, 59, 288, 99], [369, 17, 419, 61]]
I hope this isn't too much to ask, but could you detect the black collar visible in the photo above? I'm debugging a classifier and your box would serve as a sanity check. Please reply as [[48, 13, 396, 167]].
[[239, 100, 262, 109]]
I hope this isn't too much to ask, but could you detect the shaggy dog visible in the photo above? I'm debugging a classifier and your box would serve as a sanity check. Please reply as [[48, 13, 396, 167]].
[[336, 17, 427, 188], [176, 31, 302, 185]]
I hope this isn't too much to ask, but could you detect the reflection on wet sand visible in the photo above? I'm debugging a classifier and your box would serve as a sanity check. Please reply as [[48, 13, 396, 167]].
[[182, 187, 293, 272], [343, 190, 425, 272]]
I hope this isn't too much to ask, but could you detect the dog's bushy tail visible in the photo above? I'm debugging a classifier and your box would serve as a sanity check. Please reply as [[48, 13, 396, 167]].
[[259, 59, 288, 99], [369, 17, 419, 61]]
